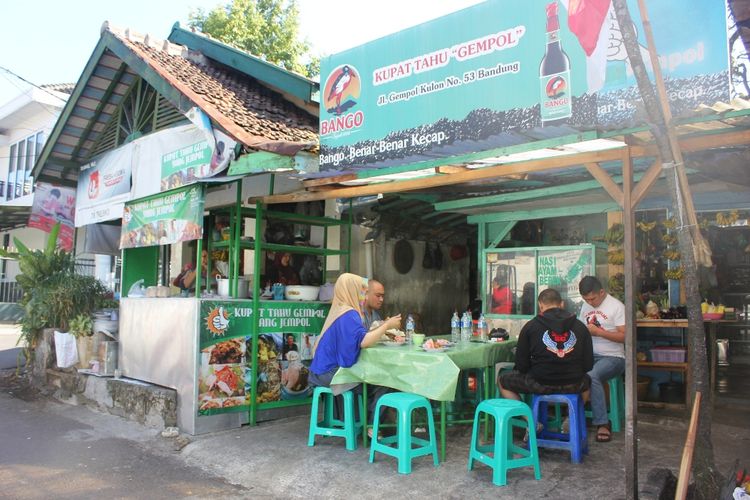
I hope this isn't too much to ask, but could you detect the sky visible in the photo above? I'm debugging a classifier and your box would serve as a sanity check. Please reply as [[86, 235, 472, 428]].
[[0, 0, 483, 104]]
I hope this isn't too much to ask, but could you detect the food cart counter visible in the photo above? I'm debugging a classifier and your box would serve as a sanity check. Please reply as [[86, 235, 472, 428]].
[[120, 296, 329, 435]]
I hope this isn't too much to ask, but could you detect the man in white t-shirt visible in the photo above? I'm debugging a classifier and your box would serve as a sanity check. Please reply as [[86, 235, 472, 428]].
[[578, 276, 625, 443]]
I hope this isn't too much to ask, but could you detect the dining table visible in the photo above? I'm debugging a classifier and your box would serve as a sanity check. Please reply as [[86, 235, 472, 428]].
[[331, 336, 517, 461]]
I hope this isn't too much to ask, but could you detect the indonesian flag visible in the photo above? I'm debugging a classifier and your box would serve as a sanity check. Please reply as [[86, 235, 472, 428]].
[[560, 0, 612, 92]]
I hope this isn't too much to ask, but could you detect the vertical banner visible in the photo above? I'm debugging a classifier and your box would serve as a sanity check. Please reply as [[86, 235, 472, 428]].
[[120, 184, 204, 249], [28, 182, 76, 251], [197, 300, 329, 416], [75, 146, 133, 227]]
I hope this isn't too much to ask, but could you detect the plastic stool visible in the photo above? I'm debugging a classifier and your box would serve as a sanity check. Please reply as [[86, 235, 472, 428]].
[[369, 392, 439, 474], [468, 399, 542, 486], [308, 386, 363, 451], [585, 376, 625, 432], [532, 394, 588, 463]]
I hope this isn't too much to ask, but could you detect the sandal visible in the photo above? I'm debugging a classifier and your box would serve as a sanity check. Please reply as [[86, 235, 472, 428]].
[[596, 422, 612, 443]]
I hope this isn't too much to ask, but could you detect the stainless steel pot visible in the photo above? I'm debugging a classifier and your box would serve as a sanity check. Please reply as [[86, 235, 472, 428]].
[[216, 275, 249, 298]]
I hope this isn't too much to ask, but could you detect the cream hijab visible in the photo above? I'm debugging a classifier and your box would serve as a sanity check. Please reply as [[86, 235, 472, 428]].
[[312, 273, 366, 356]]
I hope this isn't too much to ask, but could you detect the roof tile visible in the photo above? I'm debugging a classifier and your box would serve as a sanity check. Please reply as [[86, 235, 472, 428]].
[[123, 38, 318, 147]]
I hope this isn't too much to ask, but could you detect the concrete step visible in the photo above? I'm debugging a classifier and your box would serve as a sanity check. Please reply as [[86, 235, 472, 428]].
[[46, 368, 177, 430]]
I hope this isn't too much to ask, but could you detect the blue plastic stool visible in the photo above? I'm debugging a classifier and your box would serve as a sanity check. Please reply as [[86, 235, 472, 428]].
[[308, 386, 363, 451], [468, 399, 542, 486], [585, 376, 625, 432], [532, 393, 588, 463], [369, 392, 439, 474]]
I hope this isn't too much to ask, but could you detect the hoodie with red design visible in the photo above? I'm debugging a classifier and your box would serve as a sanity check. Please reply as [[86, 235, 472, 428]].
[[514, 307, 594, 386]]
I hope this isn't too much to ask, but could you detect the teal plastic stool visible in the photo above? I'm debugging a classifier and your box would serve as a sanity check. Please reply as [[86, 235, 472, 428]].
[[468, 399, 542, 486], [369, 392, 439, 474], [308, 386, 363, 451], [585, 376, 625, 432]]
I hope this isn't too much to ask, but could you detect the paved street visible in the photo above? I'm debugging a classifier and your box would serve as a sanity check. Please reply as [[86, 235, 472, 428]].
[[1, 362, 748, 499], [0, 372, 254, 500]]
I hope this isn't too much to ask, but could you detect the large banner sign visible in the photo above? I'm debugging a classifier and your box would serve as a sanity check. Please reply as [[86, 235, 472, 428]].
[[197, 300, 329, 416], [319, 0, 729, 172], [75, 146, 133, 227], [28, 182, 76, 250], [119, 184, 204, 249]]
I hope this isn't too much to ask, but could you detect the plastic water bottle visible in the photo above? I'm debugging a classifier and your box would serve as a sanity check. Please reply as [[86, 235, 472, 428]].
[[477, 313, 487, 342], [460, 311, 471, 343], [450, 311, 460, 344], [405, 314, 415, 345]]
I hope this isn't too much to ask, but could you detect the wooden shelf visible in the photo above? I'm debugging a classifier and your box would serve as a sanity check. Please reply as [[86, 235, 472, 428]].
[[637, 361, 687, 371], [637, 320, 688, 328]]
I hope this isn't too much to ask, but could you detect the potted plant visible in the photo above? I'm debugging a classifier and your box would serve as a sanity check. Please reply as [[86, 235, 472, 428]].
[[69, 313, 94, 369], [0, 223, 108, 376]]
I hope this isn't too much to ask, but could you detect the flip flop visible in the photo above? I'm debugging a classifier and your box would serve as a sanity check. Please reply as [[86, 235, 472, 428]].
[[596, 422, 612, 443]]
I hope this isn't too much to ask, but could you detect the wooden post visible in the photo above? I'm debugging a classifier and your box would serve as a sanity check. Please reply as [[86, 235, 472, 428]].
[[622, 147, 639, 499], [676, 392, 702, 500]]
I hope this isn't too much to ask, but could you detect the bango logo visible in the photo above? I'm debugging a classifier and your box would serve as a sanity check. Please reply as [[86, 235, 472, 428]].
[[321, 64, 364, 136]]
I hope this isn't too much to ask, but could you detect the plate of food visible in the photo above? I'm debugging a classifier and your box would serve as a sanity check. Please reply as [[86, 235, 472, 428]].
[[422, 338, 454, 352], [380, 328, 406, 346]]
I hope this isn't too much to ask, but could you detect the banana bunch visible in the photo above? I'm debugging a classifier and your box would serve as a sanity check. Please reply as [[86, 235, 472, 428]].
[[662, 218, 677, 229], [604, 223, 624, 246], [716, 211, 739, 226], [637, 221, 657, 232], [607, 250, 625, 265], [663, 249, 681, 261], [664, 267, 684, 280], [662, 233, 677, 245]]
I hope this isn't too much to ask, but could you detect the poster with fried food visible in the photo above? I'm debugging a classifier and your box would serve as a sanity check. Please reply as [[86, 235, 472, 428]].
[[198, 364, 246, 415], [250, 334, 282, 404]]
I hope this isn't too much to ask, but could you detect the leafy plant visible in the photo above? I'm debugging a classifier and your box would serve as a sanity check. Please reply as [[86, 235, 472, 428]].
[[69, 314, 93, 338], [0, 223, 108, 352]]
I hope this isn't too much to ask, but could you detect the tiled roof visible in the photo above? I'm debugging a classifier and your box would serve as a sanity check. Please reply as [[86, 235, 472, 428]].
[[114, 28, 318, 153], [39, 83, 76, 94]]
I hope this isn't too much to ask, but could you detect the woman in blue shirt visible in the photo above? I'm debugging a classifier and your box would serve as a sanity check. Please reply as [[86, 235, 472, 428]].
[[310, 273, 401, 424]]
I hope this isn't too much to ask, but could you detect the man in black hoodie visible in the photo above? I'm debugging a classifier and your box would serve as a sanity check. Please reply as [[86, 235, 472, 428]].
[[498, 288, 593, 400]]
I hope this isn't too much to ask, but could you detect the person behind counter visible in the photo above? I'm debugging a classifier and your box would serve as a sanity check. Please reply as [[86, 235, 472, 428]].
[[491, 266, 514, 314], [363, 278, 385, 330], [310, 273, 401, 428], [173, 249, 222, 292], [498, 288, 593, 401], [271, 252, 301, 286]]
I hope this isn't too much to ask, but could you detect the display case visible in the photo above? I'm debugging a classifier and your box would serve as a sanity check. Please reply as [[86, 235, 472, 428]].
[[482, 244, 596, 318]]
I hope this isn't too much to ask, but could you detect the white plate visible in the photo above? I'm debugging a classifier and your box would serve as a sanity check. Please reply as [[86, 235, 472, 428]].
[[422, 346, 449, 353], [380, 341, 407, 347]]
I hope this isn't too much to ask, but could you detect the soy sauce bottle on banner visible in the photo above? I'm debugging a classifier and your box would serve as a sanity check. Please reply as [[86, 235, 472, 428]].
[[539, 1, 572, 126]]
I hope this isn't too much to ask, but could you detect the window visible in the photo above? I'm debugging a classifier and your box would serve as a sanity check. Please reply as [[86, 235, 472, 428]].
[[5, 131, 43, 200], [483, 244, 596, 318]]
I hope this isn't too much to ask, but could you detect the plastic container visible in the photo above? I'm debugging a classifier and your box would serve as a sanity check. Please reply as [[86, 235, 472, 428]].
[[650, 346, 686, 363]]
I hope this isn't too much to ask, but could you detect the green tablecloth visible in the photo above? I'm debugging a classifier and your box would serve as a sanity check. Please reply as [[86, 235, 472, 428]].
[[331, 339, 517, 401]]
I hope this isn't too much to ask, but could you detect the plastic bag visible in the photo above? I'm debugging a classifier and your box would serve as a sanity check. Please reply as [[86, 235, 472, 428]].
[[128, 279, 145, 297], [54, 330, 78, 368]]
